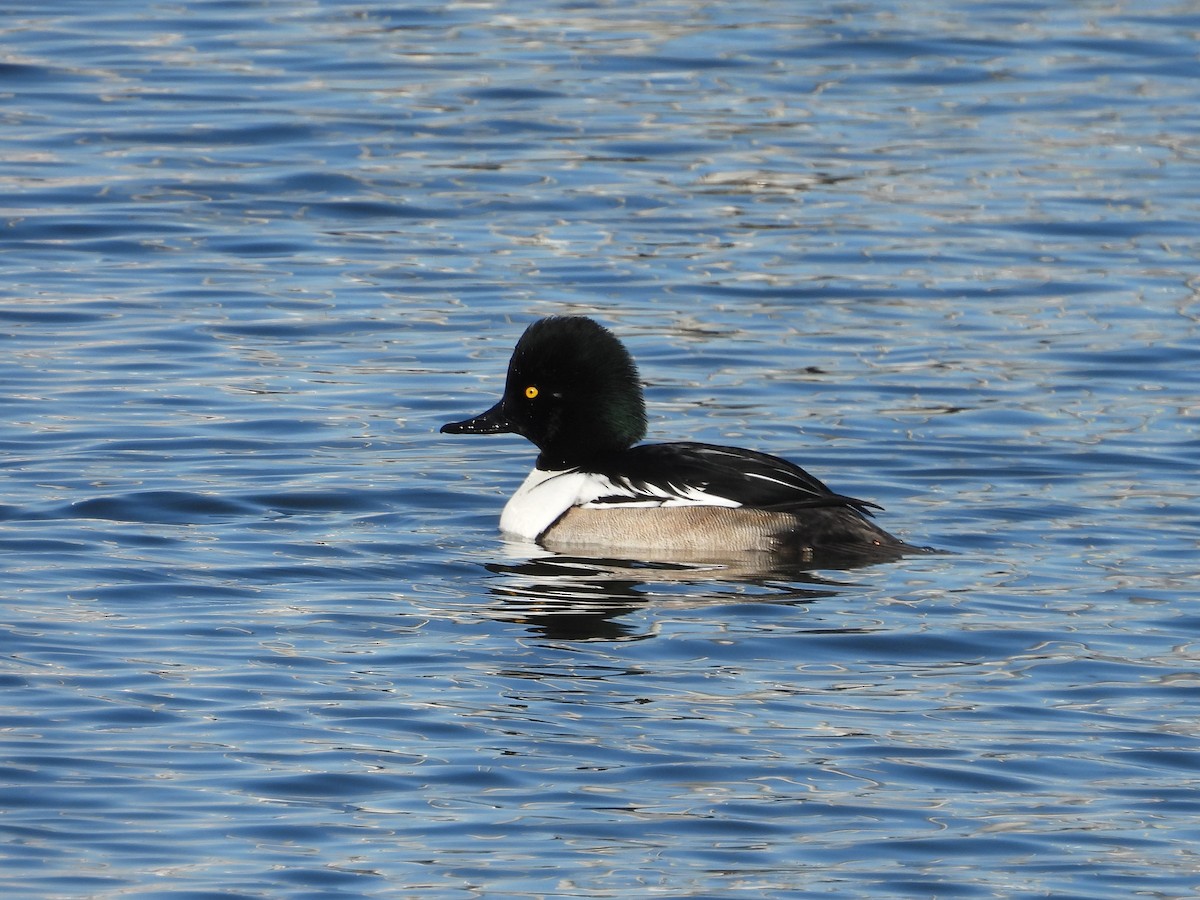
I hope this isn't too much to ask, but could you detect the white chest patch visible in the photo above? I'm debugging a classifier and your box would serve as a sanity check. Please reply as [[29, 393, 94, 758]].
[[500, 469, 604, 540]]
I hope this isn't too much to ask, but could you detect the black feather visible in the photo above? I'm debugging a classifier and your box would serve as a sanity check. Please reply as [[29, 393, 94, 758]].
[[588, 442, 882, 517]]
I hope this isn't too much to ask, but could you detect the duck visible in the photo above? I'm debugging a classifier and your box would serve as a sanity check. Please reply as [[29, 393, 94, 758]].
[[441, 315, 922, 566]]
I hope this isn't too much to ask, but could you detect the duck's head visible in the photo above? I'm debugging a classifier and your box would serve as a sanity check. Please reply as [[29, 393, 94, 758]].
[[441, 316, 647, 469]]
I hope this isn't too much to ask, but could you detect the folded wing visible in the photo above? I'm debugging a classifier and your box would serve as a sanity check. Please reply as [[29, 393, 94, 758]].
[[586, 441, 881, 515]]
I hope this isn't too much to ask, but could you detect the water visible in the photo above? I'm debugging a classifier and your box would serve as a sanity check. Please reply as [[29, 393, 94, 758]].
[[2, 0, 1198, 897]]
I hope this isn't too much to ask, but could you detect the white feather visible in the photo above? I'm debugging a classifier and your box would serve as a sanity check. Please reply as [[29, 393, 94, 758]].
[[585, 480, 741, 509], [500, 468, 742, 539], [500, 469, 602, 539]]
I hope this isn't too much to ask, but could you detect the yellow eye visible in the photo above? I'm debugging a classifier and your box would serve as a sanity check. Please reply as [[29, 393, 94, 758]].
[[524, 386, 539, 399]]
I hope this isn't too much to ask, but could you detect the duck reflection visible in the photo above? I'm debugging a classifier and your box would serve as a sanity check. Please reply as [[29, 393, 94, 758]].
[[480, 544, 863, 641]]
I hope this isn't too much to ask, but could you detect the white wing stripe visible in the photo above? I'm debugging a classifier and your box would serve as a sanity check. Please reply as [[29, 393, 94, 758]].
[[583, 478, 741, 509]]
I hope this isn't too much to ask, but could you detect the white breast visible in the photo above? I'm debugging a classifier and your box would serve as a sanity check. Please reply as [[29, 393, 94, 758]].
[[500, 469, 602, 540]]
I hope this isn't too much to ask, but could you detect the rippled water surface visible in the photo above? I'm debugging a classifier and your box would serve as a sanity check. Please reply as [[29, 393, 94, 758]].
[[3, 1, 1199, 897]]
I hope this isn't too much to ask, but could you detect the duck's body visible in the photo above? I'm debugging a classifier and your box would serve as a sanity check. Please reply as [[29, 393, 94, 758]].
[[442, 316, 920, 565]]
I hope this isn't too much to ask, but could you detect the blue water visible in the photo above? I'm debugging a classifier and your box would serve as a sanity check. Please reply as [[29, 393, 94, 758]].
[[2, 1, 1199, 897]]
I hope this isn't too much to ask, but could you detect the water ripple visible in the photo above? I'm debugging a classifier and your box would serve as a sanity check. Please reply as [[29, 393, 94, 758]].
[[2, 0, 1198, 898]]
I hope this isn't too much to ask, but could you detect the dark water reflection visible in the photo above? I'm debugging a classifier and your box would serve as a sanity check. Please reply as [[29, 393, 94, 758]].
[[482, 552, 856, 640]]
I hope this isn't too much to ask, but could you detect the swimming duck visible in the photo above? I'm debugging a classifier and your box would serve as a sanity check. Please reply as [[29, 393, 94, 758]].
[[442, 316, 920, 565]]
